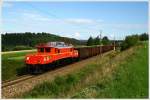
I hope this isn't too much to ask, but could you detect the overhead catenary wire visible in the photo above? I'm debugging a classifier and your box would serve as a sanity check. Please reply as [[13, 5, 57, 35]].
[[27, 3, 99, 34]]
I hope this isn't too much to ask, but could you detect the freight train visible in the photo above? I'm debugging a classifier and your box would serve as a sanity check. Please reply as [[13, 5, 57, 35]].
[[25, 42, 114, 73]]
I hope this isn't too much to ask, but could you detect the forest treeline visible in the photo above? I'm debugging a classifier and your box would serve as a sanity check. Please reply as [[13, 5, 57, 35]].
[[2, 32, 86, 51], [2, 32, 148, 51], [86, 33, 148, 51]]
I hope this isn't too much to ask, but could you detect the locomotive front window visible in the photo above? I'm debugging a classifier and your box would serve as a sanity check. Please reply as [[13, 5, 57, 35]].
[[45, 48, 50, 52], [39, 48, 44, 52]]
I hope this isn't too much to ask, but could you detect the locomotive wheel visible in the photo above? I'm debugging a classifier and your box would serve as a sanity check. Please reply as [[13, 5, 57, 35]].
[[34, 65, 42, 74], [27, 64, 43, 74], [26, 64, 32, 74]]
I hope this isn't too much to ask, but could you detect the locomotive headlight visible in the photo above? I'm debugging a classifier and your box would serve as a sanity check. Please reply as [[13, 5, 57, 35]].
[[44, 57, 47, 61], [47, 56, 49, 60], [47, 56, 51, 60], [26, 57, 30, 60], [44, 56, 51, 62]]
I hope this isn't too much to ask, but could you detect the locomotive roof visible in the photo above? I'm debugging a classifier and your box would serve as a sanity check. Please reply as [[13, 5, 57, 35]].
[[36, 42, 73, 49]]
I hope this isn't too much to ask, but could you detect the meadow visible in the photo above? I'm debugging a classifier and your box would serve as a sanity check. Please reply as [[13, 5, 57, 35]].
[[2, 50, 36, 81]]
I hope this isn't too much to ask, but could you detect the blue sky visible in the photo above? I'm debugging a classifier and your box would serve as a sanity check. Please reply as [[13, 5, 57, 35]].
[[2, 1, 148, 40]]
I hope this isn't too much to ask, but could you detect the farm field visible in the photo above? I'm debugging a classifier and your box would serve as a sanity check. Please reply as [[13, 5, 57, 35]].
[[20, 42, 148, 98], [2, 50, 36, 81]]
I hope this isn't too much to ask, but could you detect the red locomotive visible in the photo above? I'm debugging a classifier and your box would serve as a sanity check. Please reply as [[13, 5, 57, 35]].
[[25, 42, 78, 73], [25, 41, 114, 73]]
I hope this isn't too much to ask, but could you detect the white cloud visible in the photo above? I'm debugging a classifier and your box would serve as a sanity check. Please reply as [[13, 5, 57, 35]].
[[21, 12, 51, 22], [65, 18, 104, 25], [110, 34, 115, 38], [74, 32, 80, 38], [66, 18, 94, 24], [20, 11, 104, 27]]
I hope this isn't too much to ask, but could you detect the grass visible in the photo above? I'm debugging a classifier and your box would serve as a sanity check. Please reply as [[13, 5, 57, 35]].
[[21, 64, 101, 98], [73, 42, 148, 98], [2, 51, 36, 81], [21, 42, 148, 98]]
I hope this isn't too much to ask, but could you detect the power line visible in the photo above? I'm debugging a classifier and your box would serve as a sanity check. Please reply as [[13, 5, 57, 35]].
[[28, 3, 98, 32]]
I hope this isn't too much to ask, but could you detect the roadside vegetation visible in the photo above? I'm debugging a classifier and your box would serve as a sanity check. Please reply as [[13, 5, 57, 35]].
[[21, 41, 148, 98], [2, 50, 36, 81], [73, 42, 148, 98], [121, 33, 148, 51]]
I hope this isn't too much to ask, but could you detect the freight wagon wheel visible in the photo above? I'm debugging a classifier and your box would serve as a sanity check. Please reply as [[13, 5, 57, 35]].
[[27, 65, 42, 74], [73, 57, 78, 62]]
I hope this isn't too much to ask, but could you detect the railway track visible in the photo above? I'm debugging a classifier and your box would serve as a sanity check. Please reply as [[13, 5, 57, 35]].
[[2, 59, 79, 89], [2, 60, 77, 89], [2, 75, 35, 88]]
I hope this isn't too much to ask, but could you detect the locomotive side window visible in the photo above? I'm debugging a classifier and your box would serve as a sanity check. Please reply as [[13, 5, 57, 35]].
[[58, 50, 60, 53], [55, 49, 58, 53], [45, 48, 50, 52], [39, 48, 44, 52]]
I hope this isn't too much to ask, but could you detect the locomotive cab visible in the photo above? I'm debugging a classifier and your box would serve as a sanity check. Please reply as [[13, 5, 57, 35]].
[[37, 47, 54, 54]]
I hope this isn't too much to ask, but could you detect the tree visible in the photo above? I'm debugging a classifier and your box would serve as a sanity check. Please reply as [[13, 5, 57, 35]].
[[87, 36, 94, 46], [121, 34, 139, 50], [2, 32, 84, 51], [94, 36, 100, 45], [139, 33, 148, 41], [102, 36, 110, 45]]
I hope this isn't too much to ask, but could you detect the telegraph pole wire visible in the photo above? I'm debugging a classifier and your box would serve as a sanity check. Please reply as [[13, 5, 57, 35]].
[[28, 3, 96, 32]]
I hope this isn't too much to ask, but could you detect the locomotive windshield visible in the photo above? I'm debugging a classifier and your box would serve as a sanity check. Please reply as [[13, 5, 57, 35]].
[[39, 48, 44, 52], [38, 47, 51, 53], [45, 48, 51, 52]]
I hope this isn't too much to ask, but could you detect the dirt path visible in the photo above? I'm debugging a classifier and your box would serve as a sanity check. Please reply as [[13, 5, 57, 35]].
[[2, 51, 113, 98]]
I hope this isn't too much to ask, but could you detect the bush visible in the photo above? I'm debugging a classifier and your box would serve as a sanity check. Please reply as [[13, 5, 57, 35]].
[[121, 35, 139, 51], [2, 46, 10, 51]]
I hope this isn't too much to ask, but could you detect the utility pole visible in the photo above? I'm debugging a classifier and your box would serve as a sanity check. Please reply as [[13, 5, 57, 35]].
[[99, 30, 102, 57], [113, 34, 116, 51], [99, 30, 102, 45]]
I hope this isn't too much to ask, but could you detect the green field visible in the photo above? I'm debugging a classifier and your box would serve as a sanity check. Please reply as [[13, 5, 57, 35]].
[[2, 50, 36, 81], [20, 42, 148, 98], [73, 43, 148, 98]]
